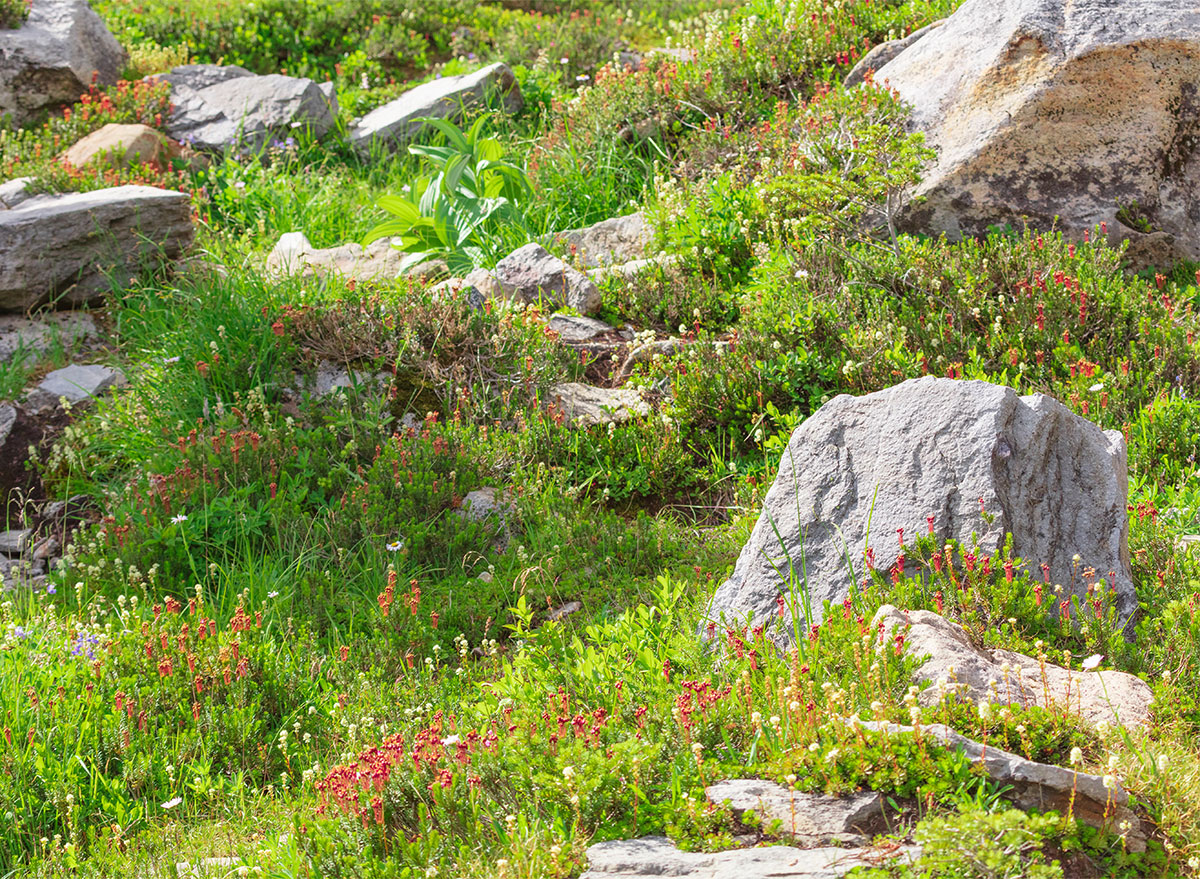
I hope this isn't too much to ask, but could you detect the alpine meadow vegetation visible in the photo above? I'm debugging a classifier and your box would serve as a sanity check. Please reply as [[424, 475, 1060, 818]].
[[5, 0, 1200, 878]]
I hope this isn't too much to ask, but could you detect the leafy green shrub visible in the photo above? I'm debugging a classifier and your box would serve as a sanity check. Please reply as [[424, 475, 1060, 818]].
[[364, 116, 533, 273], [907, 807, 1065, 879], [0, 0, 28, 29]]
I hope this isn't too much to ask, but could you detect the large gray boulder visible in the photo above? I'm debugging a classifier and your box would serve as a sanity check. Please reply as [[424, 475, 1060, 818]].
[[706, 378, 1133, 637], [873, 605, 1154, 729], [872, 0, 1200, 266], [705, 781, 883, 846], [349, 62, 522, 156], [0, 0, 125, 126], [0, 185, 194, 311], [155, 65, 337, 152]]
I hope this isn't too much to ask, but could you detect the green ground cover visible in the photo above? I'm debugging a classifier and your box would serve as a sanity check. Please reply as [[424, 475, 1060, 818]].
[[6, 0, 1200, 876]]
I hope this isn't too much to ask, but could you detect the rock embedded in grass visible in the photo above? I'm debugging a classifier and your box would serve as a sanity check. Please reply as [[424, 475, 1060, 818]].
[[60, 123, 179, 170], [875, 0, 1200, 267], [470, 243, 601, 315], [34, 362, 123, 405], [154, 64, 338, 152], [348, 62, 522, 157], [851, 719, 1145, 851], [548, 382, 650, 426], [705, 377, 1134, 639], [0, 0, 126, 126], [581, 835, 919, 878], [0, 185, 193, 312], [556, 212, 651, 269], [873, 605, 1154, 729], [705, 780, 885, 846]]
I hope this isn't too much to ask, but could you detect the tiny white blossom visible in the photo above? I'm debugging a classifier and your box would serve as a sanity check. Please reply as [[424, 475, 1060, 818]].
[[170, 514, 188, 525]]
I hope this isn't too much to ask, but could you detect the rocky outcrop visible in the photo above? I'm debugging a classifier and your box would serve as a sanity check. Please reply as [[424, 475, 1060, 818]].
[[62, 123, 179, 169], [349, 63, 522, 156], [0, 186, 194, 312], [0, 0, 126, 126], [871, 0, 1200, 266], [155, 65, 337, 152], [468, 244, 601, 315], [873, 605, 1154, 729], [705, 378, 1133, 638], [851, 719, 1145, 850]]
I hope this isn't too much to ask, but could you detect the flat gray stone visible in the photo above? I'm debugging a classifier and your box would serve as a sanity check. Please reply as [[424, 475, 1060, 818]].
[[851, 720, 1144, 850], [874, 605, 1154, 729], [581, 836, 918, 879], [0, 529, 32, 555], [0, 405, 15, 449], [350, 63, 522, 156], [459, 487, 513, 523], [0, 185, 193, 312], [548, 383, 650, 426], [0, 312, 96, 361], [706, 377, 1134, 640], [311, 361, 389, 397], [0, 0, 126, 126], [37, 363, 122, 403], [548, 314, 615, 344], [156, 64, 337, 152], [706, 780, 883, 846]]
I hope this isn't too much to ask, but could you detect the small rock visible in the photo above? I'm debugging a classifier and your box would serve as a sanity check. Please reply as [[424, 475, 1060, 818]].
[[486, 243, 602, 315], [546, 600, 582, 622], [588, 254, 680, 285], [349, 63, 522, 156], [30, 536, 59, 561], [61, 123, 179, 169], [459, 487, 513, 524], [0, 405, 15, 449], [874, 605, 1154, 729], [0, 0, 126, 126], [580, 836, 918, 879], [0, 178, 33, 210], [266, 231, 406, 283], [40, 494, 91, 521], [0, 529, 32, 555], [36, 363, 123, 405], [549, 383, 650, 426], [312, 361, 389, 397], [0, 312, 97, 362], [558, 213, 650, 269], [547, 314, 615, 344], [705, 780, 884, 846]]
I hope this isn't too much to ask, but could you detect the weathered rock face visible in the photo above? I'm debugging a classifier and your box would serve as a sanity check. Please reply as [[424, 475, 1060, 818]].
[[873, 605, 1154, 729], [872, 0, 1200, 266], [843, 20, 944, 89], [0, 185, 194, 312], [0, 0, 126, 126], [349, 63, 522, 156], [62, 123, 179, 169], [706, 378, 1133, 637], [852, 719, 1145, 850], [155, 65, 337, 151], [557, 213, 650, 269]]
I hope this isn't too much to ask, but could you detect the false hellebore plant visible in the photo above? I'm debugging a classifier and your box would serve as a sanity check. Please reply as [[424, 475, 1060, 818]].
[[364, 115, 532, 275]]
